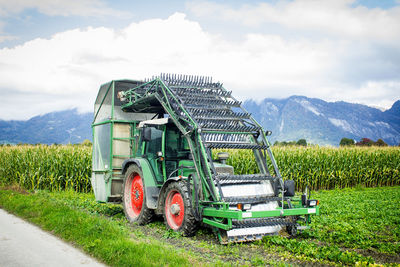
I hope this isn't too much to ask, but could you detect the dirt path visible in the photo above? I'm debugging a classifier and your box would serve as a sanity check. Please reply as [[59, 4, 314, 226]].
[[0, 209, 106, 267]]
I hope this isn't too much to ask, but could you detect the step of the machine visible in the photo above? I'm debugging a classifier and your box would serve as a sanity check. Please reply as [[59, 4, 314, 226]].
[[202, 132, 257, 142], [186, 107, 249, 118], [193, 114, 251, 121], [199, 123, 259, 132], [180, 97, 241, 107], [215, 174, 274, 184], [172, 87, 232, 98], [206, 143, 267, 149], [202, 132, 266, 149]]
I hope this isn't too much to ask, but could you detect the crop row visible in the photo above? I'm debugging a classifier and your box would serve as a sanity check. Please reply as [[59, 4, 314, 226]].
[[223, 146, 400, 190], [0, 145, 399, 192]]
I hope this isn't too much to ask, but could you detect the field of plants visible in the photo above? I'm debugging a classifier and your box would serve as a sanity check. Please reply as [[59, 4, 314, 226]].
[[0, 145, 399, 266], [263, 187, 400, 265], [223, 146, 400, 190], [0, 145, 92, 192], [0, 145, 399, 192]]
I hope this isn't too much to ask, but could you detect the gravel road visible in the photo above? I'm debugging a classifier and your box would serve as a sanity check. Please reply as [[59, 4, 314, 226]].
[[0, 208, 107, 267]]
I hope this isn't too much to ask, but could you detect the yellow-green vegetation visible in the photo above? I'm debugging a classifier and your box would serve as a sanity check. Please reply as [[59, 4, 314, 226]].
[[262, 186, 400, 265], [0, 145, 92, 192], [0, 145, 399, 192]]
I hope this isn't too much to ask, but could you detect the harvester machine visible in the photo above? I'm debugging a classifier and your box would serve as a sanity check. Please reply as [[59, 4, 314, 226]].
[[91, 74, 319, 243]]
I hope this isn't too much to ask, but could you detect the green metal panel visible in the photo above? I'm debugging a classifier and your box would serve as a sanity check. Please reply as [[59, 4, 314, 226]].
[[132, 157, 158, 188], [202, 208, 241, 219], [178, 160, 195, 177], [161, 125, 167, 181], [109, 122, 113, 173], [202, 206, 320, 220], [202, 218, 231, 230]]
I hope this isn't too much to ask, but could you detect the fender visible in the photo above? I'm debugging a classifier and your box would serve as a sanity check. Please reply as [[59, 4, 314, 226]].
[[121, 158, 159, 209], [121, 158, 142, 175]]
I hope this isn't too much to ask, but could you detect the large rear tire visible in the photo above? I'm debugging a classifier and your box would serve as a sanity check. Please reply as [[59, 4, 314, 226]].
[[163, 180, 198, 236], [122, 164, 153, 225]]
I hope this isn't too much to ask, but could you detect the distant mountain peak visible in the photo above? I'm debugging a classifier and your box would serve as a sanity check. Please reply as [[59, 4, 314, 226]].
[[0, 109, 92, 145], [390, 100, 400, 111]]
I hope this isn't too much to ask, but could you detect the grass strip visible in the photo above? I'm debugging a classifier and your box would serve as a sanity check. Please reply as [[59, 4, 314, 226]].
[[0, 189, 201, 267]]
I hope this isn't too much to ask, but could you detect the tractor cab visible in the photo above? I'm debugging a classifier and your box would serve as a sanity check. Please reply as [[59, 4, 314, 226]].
[[136, 118, 193, 182], [136, 118, 233, 183]]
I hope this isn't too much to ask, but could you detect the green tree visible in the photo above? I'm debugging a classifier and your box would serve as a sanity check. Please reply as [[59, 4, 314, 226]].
[[375, 139, 388, 146], [296, 139, 307, 146], [356, 138, 374, 146], [82, 139, 92, 146], [339, 138, 355, 146]]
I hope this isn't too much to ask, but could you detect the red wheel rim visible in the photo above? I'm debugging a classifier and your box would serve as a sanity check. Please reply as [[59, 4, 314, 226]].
[[130, 174, 143, 216], [165, 189, 184, 229]]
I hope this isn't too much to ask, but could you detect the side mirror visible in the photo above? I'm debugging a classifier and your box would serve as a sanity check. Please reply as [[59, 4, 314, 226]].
[[143, 127, 152, 142], [283, 180, 295, 197], [265, 131, 272, 136]]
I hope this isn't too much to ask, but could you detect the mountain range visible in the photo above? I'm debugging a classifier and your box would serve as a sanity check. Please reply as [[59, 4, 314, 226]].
[[0, 109, 92, 145], [0, 96, 399, 146], [244, 96, 400, 146]]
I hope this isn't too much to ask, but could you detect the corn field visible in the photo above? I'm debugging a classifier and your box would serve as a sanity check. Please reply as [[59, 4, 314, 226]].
[[0, 145, 92, 192], [223, 146, 400, 190], [0, 145, 399, 192]]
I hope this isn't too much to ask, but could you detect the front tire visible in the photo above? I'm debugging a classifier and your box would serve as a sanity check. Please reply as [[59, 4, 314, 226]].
[[122, 164, 153, 225], [163, 180, 198, 236]]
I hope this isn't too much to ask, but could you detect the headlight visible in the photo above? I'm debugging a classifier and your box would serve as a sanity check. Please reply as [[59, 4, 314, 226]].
[[243, 204, 251, 210], [307, 199, 319, 207]]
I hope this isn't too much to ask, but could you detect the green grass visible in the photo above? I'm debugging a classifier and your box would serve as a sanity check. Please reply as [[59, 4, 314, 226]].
[[260, 186, 400, 265], [0, 189, 203, 267], [308, 187, 400, 254]]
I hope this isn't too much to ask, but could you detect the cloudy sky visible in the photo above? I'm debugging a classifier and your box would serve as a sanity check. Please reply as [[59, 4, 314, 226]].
[[0, 0, 399, 120]]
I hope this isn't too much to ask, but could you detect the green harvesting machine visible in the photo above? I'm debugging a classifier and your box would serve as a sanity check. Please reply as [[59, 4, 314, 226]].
[[91, 74, 319, 243]]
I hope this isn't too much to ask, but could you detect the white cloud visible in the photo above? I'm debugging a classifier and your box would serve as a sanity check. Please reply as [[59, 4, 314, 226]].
[[187, 0, 400, 43], [0, 0, 129, 17], [0, 12, 398, 120]]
